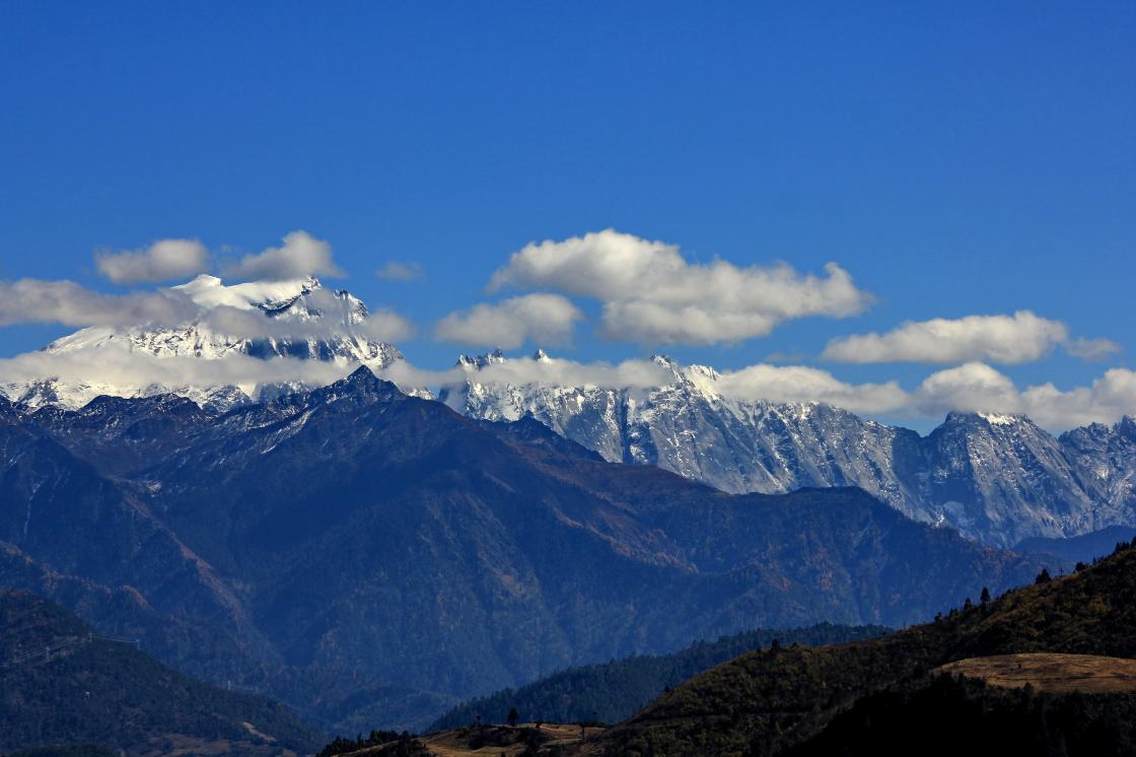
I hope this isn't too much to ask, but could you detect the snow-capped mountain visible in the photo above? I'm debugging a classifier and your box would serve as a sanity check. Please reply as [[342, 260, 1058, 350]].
[[444, 351, 1136, 546], [1, 275, 403, 410]]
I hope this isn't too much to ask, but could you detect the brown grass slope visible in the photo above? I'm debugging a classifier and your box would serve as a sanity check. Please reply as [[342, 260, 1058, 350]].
[[935, 652, 1136, 694], [599, 542, 1136, 756]]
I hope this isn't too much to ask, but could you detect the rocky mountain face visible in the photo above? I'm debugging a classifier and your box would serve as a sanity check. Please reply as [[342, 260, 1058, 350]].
[[0, 372, 1046, 732], [0, 275, 403, 411], [445, 353, 1136, 547]]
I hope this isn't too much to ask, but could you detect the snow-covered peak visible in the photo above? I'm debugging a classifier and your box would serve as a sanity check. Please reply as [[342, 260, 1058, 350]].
[[4, 275, 403, 410], [172, 274, 320, 311], [456, 349, 506, 370], [978, 412, 1022, 426]]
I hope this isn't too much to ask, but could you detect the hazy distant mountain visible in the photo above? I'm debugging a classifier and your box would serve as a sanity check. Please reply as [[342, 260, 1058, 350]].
[[447, 352, 1136, 546], [1016, 525, 1136, 565], [0, 370, 1045, 731]]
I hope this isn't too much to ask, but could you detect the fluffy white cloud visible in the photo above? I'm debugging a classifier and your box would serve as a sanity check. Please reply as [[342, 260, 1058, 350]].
[[0, 343, 353, 400], [822, 311, 1070, 364], [913, 362, 1022, 413], [715, 364, 909, 414], [225, 230, 344, 281], [823, 311, 1120, 365], [95, 239, 211, 284], [0, 279, 198, 327], [376, 261, 423, 281], [914, 362, 1136, 428], [435, 294, 583, 349], [488, 229, 871, 345]]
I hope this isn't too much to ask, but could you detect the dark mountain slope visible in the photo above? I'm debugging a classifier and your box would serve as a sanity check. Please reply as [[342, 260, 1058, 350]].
[[785, 673, 1136, 757], [4, 369, 1051, 731], [600, 541, 1136, 756], [0, 591, 321, 755], [429, 623, 888, 731], [0, 401, 278, 684]]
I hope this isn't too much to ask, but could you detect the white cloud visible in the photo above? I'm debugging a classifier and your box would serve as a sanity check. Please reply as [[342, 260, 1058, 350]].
[[435, 294, 583, 349], [0, 343, 353, 400], [1064, 337, 1122, 361], [488, 229, 871, 345], [913, 362, 1022, 414], [225, 230, 344, 281], [914, 362, 1136, 428], [823, 311, 1120, 365], [822, 311, 1070, 364], [356, 310, 416, 342], [95, 239, 211, 284], [376, 261, 423, 281], [0, 279, 198, 328], [715, 364, 909, 414]]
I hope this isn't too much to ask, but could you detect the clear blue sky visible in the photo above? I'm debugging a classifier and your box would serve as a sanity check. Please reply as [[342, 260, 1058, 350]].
[[1, 1, 1133, 408]]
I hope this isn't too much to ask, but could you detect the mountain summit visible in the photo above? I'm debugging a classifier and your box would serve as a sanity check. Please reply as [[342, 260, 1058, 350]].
[[1, 275, 403, 410]]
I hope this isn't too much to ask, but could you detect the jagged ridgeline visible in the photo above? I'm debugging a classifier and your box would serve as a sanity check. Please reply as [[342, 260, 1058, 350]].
[[449, 352, 1136, 547]]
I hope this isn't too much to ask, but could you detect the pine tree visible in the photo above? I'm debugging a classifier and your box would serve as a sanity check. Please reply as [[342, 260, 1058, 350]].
[[980, 586, 991, 604]]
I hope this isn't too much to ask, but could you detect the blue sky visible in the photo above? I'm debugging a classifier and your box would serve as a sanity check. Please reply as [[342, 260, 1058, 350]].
[[0, 2, 1133, 428]]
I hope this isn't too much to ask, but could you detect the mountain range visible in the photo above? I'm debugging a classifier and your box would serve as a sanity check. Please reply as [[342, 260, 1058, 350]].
[[445, 351, 1136, 547], [4, 280, 1135, 549], [0, 367, 1047, 732], [2, 280, 1132, 549]]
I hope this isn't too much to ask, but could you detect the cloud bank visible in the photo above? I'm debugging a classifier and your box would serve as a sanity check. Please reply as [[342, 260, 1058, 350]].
[[913, 362, 1136, 429], [1, 227, 1131, 431], [0, 279, 199, 328], [487, 229, 872, 345], [0, 276, 413, 343]]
